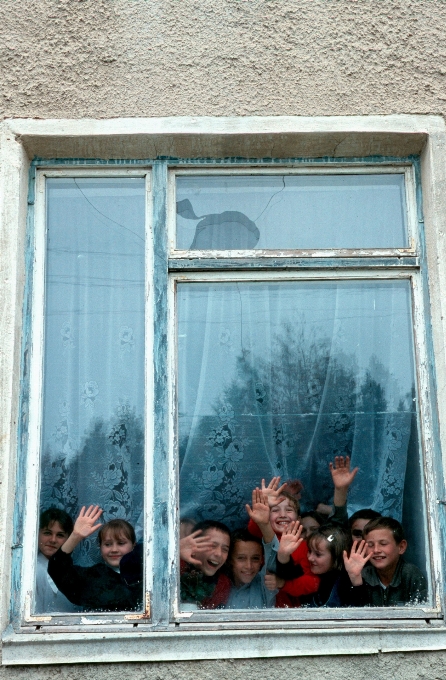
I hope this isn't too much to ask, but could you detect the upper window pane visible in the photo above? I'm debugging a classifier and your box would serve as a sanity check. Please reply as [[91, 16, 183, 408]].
[[35, 178, 145, 614], [176, 174, 408, 250]]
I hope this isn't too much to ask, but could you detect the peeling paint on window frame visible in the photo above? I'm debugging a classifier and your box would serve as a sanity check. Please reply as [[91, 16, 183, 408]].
[[2, 116, 446, 664]]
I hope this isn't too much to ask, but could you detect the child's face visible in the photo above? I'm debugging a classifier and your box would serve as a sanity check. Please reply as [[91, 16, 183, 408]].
[[38, 521, 69, 558], [100, 530, 135, 568], [230, 541, 263, 587], [193, 528, 230, 576], [307, 539, 334, 575], [301, 516, 321, 540], [364, 528, 407, 573], [270, 498, 298, 535], [351, 518, 371, 541]]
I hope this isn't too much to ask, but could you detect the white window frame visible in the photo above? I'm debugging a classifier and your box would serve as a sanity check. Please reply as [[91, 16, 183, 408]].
[[2, 116, 446, 665]]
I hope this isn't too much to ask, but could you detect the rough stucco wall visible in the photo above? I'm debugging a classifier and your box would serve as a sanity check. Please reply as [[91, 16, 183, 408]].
[[1, 0, 446, 119], [2, 1, 446, 678], [2, 654, 446, 680]]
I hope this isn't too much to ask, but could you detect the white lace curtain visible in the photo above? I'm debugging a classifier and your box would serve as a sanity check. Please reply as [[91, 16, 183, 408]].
[[178, 280, 418, 537], [39, 178, 145, 566]]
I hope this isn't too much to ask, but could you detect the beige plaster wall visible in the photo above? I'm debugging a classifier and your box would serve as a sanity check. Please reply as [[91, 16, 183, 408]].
[[2, 653, 446, 680], [2, 1, 446, 677], [1, 0, 446, 120]]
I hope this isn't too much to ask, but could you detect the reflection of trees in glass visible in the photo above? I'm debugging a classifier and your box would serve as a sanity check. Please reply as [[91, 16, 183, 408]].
[[40, 405, 144, 564], [181, 323, 414, 528]]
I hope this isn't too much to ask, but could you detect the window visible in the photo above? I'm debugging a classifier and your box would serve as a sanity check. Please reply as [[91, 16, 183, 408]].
[[4, 116, 446, 664]]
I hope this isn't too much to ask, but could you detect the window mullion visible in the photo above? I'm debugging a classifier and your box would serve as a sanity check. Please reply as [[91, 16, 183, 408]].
[[151, 161, 171, 626]]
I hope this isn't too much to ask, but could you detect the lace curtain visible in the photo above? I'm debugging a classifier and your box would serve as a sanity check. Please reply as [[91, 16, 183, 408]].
[[178, 280, 420, 546], [39, 178, 145, 566]]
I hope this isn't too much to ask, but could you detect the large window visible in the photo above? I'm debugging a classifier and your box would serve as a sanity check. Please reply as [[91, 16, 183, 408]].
[[16, 160, 441, 633]]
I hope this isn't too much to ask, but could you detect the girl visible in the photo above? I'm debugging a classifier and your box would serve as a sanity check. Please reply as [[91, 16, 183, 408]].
[[278, 524, 351, 608], [48, 505, 142, 612]]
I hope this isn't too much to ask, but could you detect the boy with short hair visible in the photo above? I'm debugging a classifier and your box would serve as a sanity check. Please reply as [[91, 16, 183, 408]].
[[179, 519, 232, 609], [343, 516, 427, 606], [36, 507, 81, 613], [225, 529, 277, 609]]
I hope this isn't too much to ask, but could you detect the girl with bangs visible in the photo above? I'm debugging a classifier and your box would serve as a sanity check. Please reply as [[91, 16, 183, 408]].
[[297, 525, 353, 608], [48, 505, 142, 612]]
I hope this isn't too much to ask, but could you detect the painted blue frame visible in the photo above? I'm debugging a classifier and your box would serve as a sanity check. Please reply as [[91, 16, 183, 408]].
[[9, 154, 445, 631]]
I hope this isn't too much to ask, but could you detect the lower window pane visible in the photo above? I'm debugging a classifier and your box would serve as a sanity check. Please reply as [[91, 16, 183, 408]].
[[177, 280, 429, 611], [35, 178, 145, 614]]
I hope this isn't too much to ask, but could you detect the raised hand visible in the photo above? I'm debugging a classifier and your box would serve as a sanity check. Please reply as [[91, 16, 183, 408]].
[[73, 505, 103, 538], [264, 572, 285, 591], [329, 456, 359, 491], [343, 539, 372, 586], [180, 530, 214, 566], [246, 488, 270, 527], [277, 520, 303, 564], [61, 505, 103, 554], [261, 476, 287, 508]]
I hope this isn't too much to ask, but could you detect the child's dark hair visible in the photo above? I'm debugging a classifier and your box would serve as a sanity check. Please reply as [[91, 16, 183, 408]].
[[39, 507, 73, 535], [349, 508, 381, 527], [194, 519, 231, 539], [98, 519, 136, 546], [307, 525, 349, 572], [301, 511, 325, 526], [230, 528, 262, 557], [362, 516, 405, 544], [272, 491, 300, 517]]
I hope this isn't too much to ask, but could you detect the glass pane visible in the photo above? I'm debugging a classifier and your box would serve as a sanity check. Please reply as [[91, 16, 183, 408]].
[[176, 174, 408, 250], [177, 280, 428, 610], [35, 178, 145, 614]]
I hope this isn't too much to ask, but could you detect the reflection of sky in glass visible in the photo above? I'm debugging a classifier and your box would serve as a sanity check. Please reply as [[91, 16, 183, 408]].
[[177, 280, 415, 418], [176, 174, 408, 250], [42, 178, 146, 450]]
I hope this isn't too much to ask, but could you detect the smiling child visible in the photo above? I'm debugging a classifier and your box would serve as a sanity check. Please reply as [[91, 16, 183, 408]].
[[35, 508, 81, 613], [246, 483, 319, 607], [48, 506, 142, 612], [343, 516, 427, 606], [225, 529, 277, 609], [180, 520, 232, 609]]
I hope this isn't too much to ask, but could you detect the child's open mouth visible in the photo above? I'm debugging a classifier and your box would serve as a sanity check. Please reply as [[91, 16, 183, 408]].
[[207, 560, 219, 568]]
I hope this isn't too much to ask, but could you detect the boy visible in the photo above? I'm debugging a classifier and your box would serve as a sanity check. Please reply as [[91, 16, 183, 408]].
[[36, 507, 81, 613], [225, 529, 278, 609], [179, 519, 232, 609], [343, 516, 427, 606], [246, 481, 319, 607]]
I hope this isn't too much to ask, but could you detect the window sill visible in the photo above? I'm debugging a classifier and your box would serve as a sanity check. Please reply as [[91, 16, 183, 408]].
[[3, 621, 446, 665]]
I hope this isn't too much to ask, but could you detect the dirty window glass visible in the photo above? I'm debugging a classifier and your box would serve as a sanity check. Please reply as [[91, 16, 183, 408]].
[[177, 279, 428, 610], [35, 178, 145, 614], [176, 174, 408, 250]]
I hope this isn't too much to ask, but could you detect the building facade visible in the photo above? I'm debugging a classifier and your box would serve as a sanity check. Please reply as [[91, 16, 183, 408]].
[[2, 2, 446, 679]]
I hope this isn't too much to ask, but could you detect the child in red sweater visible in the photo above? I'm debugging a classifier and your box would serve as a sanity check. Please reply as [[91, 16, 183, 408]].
[[179, 519, 232, 609], [246, 481, 319, 607]]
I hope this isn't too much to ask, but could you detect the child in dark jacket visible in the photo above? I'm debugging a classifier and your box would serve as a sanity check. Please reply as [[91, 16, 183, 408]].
[[282, 524, 353, 607], [48, 505, 142, 612], [343, 516, 427, 606]]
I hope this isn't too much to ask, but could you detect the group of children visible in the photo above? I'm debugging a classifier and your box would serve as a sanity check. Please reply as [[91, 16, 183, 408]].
[[35, 456, 427, 613]]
